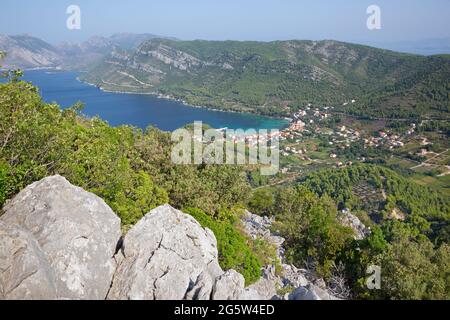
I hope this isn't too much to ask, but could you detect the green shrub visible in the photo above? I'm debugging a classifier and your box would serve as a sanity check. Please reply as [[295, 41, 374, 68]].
[[0, 79, 252, 225], [248, 188, 274, 216], [0, 161, 9, 207], [184, 207, 261, 285], [271, 186, 354, 278]]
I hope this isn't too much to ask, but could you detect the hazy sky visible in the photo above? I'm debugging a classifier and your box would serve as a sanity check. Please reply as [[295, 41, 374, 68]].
[[1, 0, 450, 44]]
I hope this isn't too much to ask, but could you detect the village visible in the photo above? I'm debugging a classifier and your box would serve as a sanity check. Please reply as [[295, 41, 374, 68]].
[[204, 100, 448, 182], [278, 102, 416, 159]]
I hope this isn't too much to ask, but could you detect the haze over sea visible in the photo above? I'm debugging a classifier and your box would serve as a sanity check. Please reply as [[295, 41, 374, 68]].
[[18, 70, 289, 132]]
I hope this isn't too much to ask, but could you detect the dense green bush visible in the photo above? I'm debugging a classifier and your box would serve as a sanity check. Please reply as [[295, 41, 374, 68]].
[[301, 165, 450, 299], [346, 222, 449, 300], [302, 164, 450, 222], [0, 161, 9, 207], [269, 186, 354, 278], [184, 207, 262, 285], [248, 188, 274, 216], [0, 77, 251, 225]]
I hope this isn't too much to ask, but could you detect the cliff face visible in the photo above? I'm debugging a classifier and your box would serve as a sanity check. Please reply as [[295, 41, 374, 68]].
[[0, 176, 261, 300]]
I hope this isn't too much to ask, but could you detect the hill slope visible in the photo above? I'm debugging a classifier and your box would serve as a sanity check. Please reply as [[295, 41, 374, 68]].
[[0, 33, 174, 70], [81, 39, 450, 119], [0, 35, 62, 69]]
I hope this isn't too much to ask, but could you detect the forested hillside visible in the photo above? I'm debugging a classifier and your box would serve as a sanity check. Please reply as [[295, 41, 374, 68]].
[[82, 39, 450, 119], [249, 165, 449, 299]]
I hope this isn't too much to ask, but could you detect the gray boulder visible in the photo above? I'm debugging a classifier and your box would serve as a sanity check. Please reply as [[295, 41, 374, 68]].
[[1, 175, 121, 300], [0, 221, 57, 299], [107, 204, 223, 300], [289, 284, 340, 300], [212, 270, 262, 300]]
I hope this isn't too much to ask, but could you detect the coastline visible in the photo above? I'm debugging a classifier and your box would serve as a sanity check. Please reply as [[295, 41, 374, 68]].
[[3, 68, 289, 127], [77, 77, 291, 127]]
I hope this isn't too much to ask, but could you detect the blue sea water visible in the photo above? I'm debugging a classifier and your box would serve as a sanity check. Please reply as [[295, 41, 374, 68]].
[[15, 70, 289, 132]]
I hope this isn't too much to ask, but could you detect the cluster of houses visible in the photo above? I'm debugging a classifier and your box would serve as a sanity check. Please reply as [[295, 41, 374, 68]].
[[281, 146, 308, 157], [291, 105, 332, 123], [220, 130, 281, 148], [364, 131, 404, 149], [327, 125, 361, 148], [280, 105, 334, 140], [210, 104, 419, 166], [364, 123, 417, 149]]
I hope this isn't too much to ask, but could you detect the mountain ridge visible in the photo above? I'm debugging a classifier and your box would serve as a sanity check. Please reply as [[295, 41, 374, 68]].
[[1, 34, 448, 120], [0, 33, 174, 70], [81, 38, 450, 119]]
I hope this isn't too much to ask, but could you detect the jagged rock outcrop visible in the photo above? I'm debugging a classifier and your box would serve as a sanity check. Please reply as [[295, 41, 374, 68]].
[[241, 210, 285, 258], [107, 204, 222, 300], [107, 205, 261, 300], [0, 175, 340, 300], [0, 176, 121, 300], [242, 210, 341, 300], [338, 209, 370, 240], [0, 221, 58, 299], [0, 176, 263, 300]]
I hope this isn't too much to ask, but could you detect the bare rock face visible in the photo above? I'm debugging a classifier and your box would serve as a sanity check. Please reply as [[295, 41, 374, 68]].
[[211, 270, 262, 300], [247, 266, 280, 300], [0, 176, 275, 300], [107, 204, 224, 300], [289, 284, 340, 300], [0, 222, 57, 299], [338, 209, 370, 240], [0, 176, 121, 300]]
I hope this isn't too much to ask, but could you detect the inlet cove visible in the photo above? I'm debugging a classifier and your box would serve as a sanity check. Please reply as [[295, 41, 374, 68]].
[[18, 70, 289, 132]]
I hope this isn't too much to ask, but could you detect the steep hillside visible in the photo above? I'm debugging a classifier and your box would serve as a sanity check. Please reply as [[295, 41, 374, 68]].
[[0, 33, 174, 70], [81, 39, 450, 118], [0, 34, 61, 69], [57, 33, 172, 70]]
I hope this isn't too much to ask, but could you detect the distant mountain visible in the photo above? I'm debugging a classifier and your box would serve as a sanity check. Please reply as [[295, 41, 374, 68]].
[[58, 33, 175, 70], [0, 34, 61, 69], [109, 33, 177, 50], [81, 39, 450, 119], [0, 33, 175, 70]]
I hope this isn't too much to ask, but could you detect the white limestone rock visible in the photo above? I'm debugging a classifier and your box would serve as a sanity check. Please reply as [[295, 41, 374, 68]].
[[1, 175, 121, 300], [0, 221, 57, 299], [107, 204, 223, 300]]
